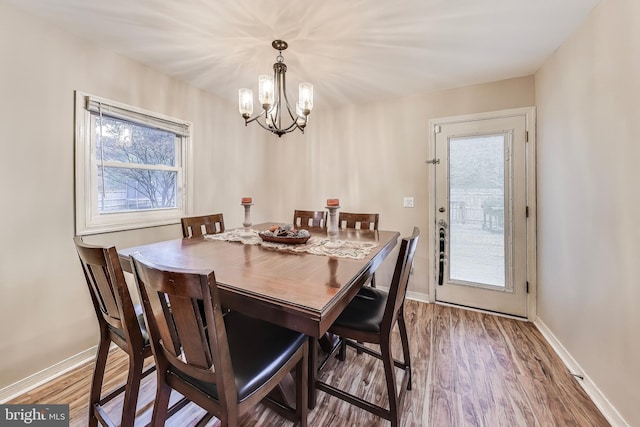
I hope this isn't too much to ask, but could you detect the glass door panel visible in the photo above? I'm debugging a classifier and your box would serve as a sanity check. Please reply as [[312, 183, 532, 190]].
[[449, 135, 508, 288]]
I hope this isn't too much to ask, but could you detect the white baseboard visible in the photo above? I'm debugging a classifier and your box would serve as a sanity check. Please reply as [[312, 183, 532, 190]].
[[534, 318, 629, 427], [0, 346, 97, 404], [376, 285, 430, 304], [406, 290, 430, 303]]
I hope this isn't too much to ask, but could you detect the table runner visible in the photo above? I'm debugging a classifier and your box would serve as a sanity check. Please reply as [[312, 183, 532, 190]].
[[204, 228, 378, 260]]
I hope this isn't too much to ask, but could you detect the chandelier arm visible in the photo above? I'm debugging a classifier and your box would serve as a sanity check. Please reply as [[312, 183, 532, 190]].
[[281, 84, 299, 122], [275, 65, 284, 131], [254, 116, 277, 132], [244, 110, 267, 125], [274, 121, 299, 134], [246, 109, 298, 134], [279, 125, 302, 135], [279, 70, 308, 133], [249, 102, 305, 134]]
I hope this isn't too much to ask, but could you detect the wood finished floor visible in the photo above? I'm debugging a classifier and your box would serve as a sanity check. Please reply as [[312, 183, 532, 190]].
[[9, 301, 609, 426]]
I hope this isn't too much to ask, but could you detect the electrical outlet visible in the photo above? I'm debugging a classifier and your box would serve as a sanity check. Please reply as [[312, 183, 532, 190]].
[[403, 197, 414, 208]]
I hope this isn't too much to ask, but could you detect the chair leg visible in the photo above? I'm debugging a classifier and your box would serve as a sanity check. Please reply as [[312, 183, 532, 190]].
[[337, 338, 347, 361], [88, 336, 110, 427], [380, 339, 400, 427], [397, 311, 412, 390], [120, 352, 145, 427], [356, 272, 377, 354], [296, 342, 309, 427], [151, 380, 172, 427]]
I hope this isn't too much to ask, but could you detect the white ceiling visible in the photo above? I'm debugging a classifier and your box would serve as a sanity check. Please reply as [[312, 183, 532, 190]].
[[4, 0, 600, 109]]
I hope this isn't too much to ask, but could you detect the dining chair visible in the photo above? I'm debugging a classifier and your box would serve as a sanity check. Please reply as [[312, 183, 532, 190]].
[[316, 227, 420, 427], [293, 210, 327, 229], [338, 212, 380, 287], [338, 212, 379, 231], [73, 237, 155, 427], [181, 213, 225, 238], [131, 254, 309, 427], [332, 211, 381, 355]]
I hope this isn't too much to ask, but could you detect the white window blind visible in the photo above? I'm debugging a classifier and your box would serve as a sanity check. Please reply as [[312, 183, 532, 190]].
[[84, 95, 191, 137]]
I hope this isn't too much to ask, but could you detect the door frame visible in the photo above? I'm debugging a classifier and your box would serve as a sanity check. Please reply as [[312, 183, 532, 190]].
[[427, 107, 537, 320]]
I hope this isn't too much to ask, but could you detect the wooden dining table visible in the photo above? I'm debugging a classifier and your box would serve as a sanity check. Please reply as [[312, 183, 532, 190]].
[[118, 222, 400, 409]]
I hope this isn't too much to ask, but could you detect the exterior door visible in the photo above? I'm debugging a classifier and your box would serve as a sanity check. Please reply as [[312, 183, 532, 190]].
[[431, 110, 534, 317]]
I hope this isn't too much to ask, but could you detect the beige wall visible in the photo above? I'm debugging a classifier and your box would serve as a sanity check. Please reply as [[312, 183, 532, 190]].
[[0, 2, 268, 388], [262, 79, 535, 293], [535, 0, 640, 424]]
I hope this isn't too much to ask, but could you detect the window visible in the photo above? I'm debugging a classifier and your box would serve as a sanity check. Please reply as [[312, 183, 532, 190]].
[[75, 92, 192, 235]]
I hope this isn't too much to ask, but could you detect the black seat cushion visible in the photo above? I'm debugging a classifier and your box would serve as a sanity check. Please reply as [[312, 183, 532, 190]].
[[111, 304, 150, 345], [174, 311, 306, 402], [333, 287, 388, 333]]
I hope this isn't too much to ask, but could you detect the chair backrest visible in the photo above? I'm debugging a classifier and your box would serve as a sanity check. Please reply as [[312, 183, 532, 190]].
[[382, 227, 420, 331], [338, 212, 379, 231], [181, 213, 225, 238], [293, 210, 327, 229], [73, 237, 145, 350], [131, 255, 237, 402]]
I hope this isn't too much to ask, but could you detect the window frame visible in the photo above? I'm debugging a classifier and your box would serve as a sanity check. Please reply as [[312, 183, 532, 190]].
[[75, 91, 193, 235]]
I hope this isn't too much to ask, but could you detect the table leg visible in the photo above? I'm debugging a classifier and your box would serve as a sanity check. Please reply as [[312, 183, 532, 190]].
[[308, 336, 318, 409]]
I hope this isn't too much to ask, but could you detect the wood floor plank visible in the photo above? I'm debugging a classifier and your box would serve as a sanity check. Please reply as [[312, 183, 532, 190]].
[[428, 384, 461, 427], [8, 301, 610, 426]]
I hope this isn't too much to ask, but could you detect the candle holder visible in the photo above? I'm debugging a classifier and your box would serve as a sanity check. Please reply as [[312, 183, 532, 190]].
[[241, 202, 253, 237], [325, 205, 341, 248]]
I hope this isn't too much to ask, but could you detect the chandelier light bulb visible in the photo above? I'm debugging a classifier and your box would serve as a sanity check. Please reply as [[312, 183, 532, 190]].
[[298, 83, 313, 113], [238, 88, 253, 118], [258, 74, 274, 108]]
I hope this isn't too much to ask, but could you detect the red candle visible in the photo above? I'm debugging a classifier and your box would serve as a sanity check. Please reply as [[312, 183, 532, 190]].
[[327, 198, 339, 207], [241, 197, 252, 204]]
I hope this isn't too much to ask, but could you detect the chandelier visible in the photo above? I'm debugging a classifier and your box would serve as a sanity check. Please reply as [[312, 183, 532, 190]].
[[238, 40, 313, 137]]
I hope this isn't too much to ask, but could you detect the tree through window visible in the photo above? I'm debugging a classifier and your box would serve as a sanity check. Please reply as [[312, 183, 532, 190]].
[[96, 116, 178, 212]]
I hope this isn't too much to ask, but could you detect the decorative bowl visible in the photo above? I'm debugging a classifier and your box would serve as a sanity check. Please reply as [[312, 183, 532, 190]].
[[258, 233, 310, 245]]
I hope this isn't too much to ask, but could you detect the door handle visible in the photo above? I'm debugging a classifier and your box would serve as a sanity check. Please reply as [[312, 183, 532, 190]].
[[438, 223, 446, 286]]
